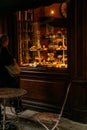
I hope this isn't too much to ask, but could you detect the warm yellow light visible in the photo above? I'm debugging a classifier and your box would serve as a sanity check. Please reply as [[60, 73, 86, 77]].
[[50, 10, 54, 15]]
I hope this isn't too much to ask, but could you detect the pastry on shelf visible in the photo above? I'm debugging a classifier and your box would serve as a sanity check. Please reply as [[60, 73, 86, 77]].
[[56, 46, 61, 50], [29, 62, 39, 67], [42, 47, 48, 51], [30, 46, 37, 51], [35, 55, 43, 61], [60, 45, 67, 50]]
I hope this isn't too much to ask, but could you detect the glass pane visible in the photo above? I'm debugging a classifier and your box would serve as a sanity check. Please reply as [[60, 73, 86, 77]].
[[17, 3, 68, 69]]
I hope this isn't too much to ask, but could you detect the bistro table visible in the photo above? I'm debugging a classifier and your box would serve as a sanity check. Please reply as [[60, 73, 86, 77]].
[[0, 88, 27, 130]]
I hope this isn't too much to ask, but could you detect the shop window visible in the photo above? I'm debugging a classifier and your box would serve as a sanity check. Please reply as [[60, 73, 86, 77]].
[[16, 3, 67, 69]]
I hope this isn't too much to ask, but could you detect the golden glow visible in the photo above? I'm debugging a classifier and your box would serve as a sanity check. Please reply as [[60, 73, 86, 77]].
[[50, 10, 55, 15]]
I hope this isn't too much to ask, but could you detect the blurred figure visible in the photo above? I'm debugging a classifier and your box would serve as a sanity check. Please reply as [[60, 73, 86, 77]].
[[0, 34, 19, 87], [0, 34, 22, 119]]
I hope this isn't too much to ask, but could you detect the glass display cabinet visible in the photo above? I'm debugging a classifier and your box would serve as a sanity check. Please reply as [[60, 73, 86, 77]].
[[16, 4, 67, 69]]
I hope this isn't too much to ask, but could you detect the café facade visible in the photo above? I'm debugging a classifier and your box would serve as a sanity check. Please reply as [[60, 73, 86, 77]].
[[0, 0, 87, 123]]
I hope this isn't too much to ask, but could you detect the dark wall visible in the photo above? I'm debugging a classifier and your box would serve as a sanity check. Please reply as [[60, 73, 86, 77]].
[[0, 0, 65, 12], [0, 13, 17, 58]]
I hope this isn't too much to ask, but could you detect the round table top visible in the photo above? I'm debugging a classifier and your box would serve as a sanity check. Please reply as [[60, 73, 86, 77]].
[[0, 88, 27, 99]]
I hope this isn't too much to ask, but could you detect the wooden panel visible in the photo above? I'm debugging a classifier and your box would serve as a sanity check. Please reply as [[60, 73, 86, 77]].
[[20, 78, 67, 105], [70, 80, 87, 123]]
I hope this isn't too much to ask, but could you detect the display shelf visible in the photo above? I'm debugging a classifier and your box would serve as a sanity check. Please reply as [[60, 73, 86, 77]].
[[16, 8, 67, 69]]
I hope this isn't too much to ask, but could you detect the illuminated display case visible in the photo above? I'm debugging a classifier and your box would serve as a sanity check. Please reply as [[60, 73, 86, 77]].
[[16, 4, 67, 69]]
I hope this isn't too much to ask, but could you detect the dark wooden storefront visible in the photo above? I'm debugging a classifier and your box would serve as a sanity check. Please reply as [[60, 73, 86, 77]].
[[0, 0, 87, 123]]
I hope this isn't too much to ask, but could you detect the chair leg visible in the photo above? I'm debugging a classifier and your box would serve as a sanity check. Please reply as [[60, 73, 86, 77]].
[[38, 120, 59, 130], [51, 126, 59, 130], [38, 120, 50, 130]]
